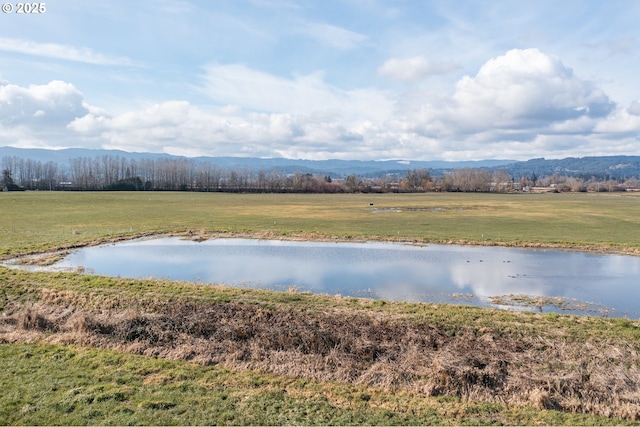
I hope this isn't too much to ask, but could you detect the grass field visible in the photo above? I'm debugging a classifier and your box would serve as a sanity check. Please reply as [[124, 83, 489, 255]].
[[3, 191, 640, 257], [1, 191, 640, 425]]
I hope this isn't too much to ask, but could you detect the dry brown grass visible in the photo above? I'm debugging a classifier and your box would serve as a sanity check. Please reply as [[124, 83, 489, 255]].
[[7, 251, 71, 266], [1, 289, 638, 421]]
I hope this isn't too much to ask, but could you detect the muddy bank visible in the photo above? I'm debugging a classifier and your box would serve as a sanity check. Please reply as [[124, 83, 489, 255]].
[[1, 289, 638, 421]]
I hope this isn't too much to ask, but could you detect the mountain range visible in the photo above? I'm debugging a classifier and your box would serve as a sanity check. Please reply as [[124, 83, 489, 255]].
[[2, 146, 640, 180], [0, 147, 512, 177]]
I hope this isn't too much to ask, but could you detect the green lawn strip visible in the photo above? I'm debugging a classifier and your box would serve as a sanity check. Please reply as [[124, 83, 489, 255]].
[[0, 342, 630, 426]]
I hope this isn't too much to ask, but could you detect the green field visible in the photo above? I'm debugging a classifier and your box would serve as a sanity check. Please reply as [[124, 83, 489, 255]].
[[1, 191, 640, 425], [3, 191, 640, 256]]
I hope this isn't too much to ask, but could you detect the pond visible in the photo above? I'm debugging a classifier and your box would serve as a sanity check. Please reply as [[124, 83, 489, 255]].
[[12, 237, 640, 318]]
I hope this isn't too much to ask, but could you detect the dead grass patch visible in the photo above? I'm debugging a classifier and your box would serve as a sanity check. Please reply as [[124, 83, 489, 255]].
[[8, 251, 70, 266], [1, 291, 639, 421]]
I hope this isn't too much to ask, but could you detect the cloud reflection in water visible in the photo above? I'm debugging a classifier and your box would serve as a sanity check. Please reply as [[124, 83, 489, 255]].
[[53, 238, 640, 318]]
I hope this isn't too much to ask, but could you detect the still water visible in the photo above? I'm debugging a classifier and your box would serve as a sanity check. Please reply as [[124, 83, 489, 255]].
[[47, 237, 640, 318]]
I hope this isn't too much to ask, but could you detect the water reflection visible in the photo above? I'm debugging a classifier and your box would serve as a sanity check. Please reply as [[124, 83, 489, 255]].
[[46, 237, 640, 318]]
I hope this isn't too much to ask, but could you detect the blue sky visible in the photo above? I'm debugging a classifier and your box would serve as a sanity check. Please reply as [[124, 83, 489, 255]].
[[1, 0, 639, 161]]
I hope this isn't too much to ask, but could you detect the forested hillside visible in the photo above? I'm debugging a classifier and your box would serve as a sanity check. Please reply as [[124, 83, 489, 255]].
[[496, 156, 640, 181]]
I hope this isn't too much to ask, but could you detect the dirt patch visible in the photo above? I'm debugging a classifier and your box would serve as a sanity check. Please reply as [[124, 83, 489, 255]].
[[1, 291, 639, 421]]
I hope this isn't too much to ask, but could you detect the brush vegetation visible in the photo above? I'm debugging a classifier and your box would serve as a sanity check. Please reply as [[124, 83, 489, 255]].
[[1, 191, 640, 425]]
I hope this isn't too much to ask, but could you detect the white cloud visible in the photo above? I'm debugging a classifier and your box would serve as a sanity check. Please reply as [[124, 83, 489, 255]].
[[0, 37, 137, 66], [451, 48, 614, 129], [297, 21, 367, 50], [67, 99, 370, 158], [3, 48, 640, 161], [390, 49, 615, 142], [200, 63, 392, 122], [378, 55, 461, 81], [380, 48, 634, 160], [0, 80, 89, 128], [593, 103, 640, 135]]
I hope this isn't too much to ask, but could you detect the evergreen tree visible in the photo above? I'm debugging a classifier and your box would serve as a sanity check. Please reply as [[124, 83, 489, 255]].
[[1, 169, 23, 191]]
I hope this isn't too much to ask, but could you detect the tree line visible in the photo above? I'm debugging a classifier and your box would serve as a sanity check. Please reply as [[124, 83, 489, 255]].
[[1, 154, 638, 193]]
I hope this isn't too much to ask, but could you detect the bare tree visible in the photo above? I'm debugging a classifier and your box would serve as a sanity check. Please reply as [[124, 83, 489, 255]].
[[344, 175, 359, 193]]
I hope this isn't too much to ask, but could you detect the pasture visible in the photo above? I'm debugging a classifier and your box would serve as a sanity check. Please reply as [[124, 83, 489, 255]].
[[3, 191, 640, 257], [1, 191, 640, 425]]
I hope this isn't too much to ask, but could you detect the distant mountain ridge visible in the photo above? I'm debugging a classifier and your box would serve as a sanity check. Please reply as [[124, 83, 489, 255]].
[[2, 146, 640, 179], [495, 156, 640, 180], [0, 146, 513, 177]]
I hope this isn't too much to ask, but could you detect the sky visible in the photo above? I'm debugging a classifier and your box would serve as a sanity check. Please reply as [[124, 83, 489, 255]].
[[1, 0, 640, 161]]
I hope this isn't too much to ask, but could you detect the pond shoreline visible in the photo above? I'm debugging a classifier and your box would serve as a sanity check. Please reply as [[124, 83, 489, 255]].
[[5, 232, 640, 320], [5, 229, 640, 265]]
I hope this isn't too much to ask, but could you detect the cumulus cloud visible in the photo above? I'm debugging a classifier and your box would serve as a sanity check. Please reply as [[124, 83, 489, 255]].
[[382, 48, 637, 159], [592, 102, 640, 136], [0, 79, 94, 149], [67, 99, 365, 158], [392, 49, 616, 142], [3, 49, 640, 160], [378, 55, 461, 81], [0, 80, 89, 128], [451, 48, 614, 130]]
